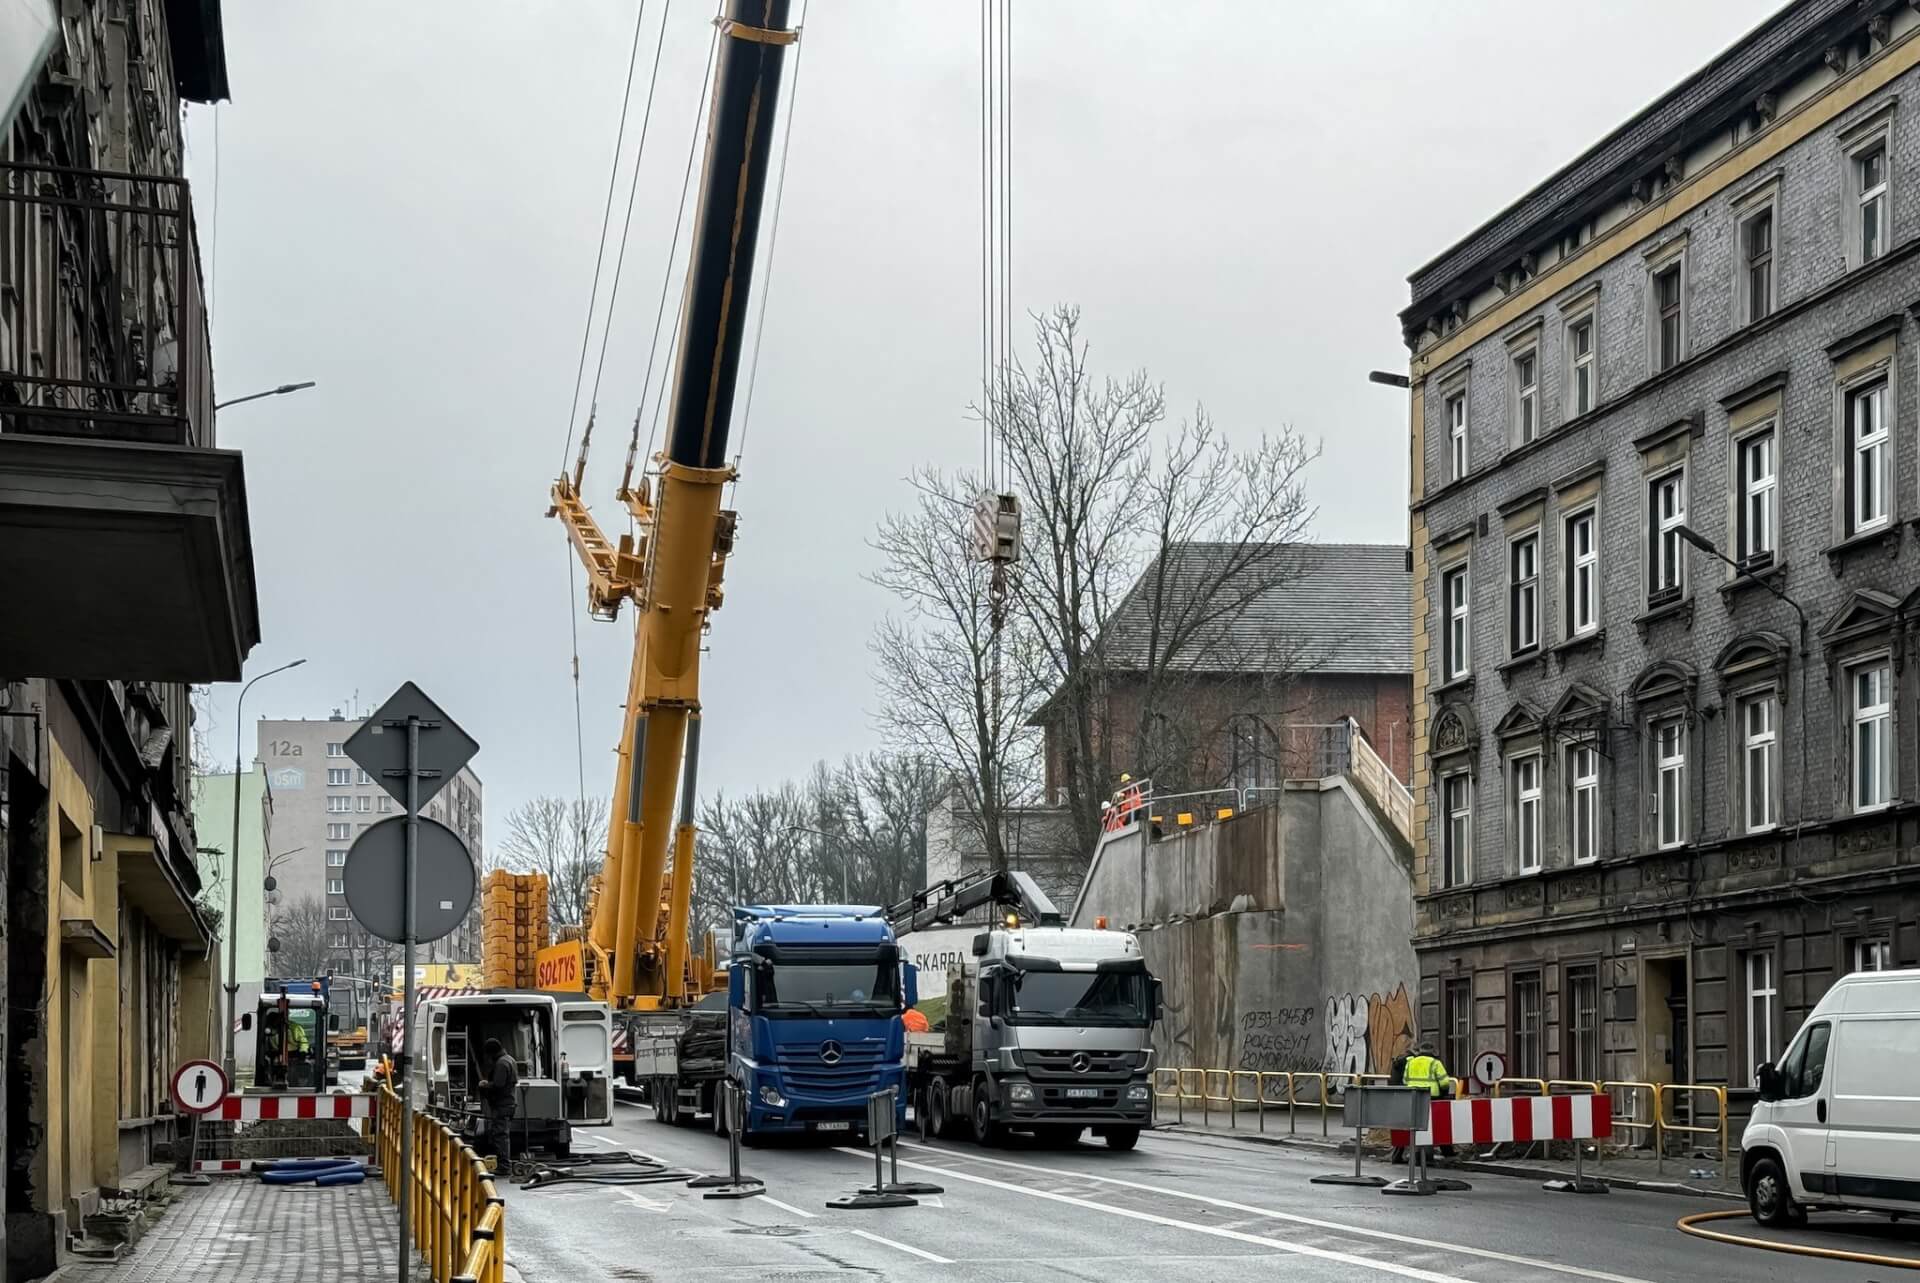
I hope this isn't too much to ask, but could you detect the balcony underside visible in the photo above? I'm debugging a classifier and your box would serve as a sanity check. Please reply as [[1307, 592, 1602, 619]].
[[0, 434, 259, 681]]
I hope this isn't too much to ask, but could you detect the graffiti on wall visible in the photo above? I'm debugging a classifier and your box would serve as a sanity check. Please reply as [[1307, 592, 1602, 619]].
[[1323, 984, 1416, 1077], [1237, 1006, 1319, 1072]]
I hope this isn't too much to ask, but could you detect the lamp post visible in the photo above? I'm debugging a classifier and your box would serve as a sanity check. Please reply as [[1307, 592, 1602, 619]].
[[214, 381, 316, 411], [1675, 525, 1811, 835], [223, 657, 307, 1080], [788, 825, 850, 904]]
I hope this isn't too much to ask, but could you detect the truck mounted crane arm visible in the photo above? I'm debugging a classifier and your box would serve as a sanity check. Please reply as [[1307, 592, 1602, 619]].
[[885, 869, 1065, 937], [550, 0, 796, 1010]]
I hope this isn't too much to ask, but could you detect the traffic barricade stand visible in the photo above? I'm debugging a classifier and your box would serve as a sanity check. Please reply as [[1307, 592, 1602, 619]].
[[828, 1088, 922, 1210], [1391, 1093, 1612, 1196], [1312, 1085, 1413, 1188]]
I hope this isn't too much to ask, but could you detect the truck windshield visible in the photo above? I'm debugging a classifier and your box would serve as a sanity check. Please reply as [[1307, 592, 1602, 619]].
[[1011, 970, 1148, 1026], [760, 961, 898, 1017]]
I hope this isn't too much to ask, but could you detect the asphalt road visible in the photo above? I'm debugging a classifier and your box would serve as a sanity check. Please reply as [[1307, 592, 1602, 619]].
[[497, 1100, 1915, 1282]]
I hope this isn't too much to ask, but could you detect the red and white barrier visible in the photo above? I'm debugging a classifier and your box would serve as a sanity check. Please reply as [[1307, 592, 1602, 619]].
[[216, 1092, 375, 1123], [1390, 1094, 1611, 1149]]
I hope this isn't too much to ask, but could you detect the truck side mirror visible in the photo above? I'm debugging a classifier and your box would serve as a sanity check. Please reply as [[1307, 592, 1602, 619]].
[[1756, 1061, 1781, 1102], [239, 1013, 253, 1032], [971, 933, 989, 957], [1150, 977, 1164, 1024], [727, 966, 746, 1009], [976, 976, 993, 1018], [902, 962, 919, 1009]]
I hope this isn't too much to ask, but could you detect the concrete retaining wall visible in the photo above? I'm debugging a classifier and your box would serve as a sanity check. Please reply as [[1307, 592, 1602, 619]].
[[1072, 778, 1418, 1077]]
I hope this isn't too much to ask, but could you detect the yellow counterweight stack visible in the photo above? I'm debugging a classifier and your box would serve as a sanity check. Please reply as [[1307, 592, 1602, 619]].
[[482, 870, 551, 989]]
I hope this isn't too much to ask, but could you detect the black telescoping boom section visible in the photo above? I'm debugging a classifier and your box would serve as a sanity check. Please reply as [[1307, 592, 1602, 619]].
[[886, 869, 1064, 936], [670, 0, 792, 472]]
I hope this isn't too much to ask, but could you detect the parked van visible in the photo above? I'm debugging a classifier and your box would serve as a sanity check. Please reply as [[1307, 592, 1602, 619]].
[[1741, 967, 1920, 1225], [412, 991, 614, 1156]]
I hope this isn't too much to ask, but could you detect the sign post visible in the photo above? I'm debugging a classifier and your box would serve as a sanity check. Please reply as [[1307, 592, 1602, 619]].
[[344, 683, 477, 1283]]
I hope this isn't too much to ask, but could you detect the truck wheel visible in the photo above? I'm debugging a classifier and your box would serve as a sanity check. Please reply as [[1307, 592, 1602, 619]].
[[653, 1078, 675, 1125], [970, 1078, 1002, 1147], [925, 1085, 949, 1140], [1746, 1154, 1801, 1227], [1102, 1127, 1140, 1152]]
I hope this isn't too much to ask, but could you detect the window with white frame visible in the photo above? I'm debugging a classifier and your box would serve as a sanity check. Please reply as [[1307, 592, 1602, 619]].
[[1652, 260, 1684, 371], [326, 849, 347, 866], [1854, 141, 1888, 266], [1739, 206, 1774, 324], [1745, 950, 1778, 1081], [327, 878, 345, 896], [1443, 565, 1470, 680], [326, 742, 344, 758], [355, 795, 371, 813], [1655, 716, 1687, 849], [1851, 660, 1893, 812], [1852, 937, 1892, 972], [327, 822, 351, 840], [379, 796, 394, 814], [329, 907, 352, 921], [1735, 428, 1776, 568], [1509, 533, 1539, 655], [1442, 772, 1472, 887], [1740, 691, 1778, 833], [1512, 753, 1542, 873], [357, 769, 372, 785], [1447, 392, 1468, 482], [1568, 741, 1599, 863], [1567, 313, 1596, 416], [1513, 346, 1540, 445], [1648, 469, 1686, 606], [326, 796, 351, 814], [1565, 508, 1598, 637], [1846, 378, 1889, 536], [327, 768, 351, 787]]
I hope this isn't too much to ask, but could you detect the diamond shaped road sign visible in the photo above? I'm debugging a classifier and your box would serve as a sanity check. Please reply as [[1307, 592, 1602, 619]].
[[343, 681, 477, 809]]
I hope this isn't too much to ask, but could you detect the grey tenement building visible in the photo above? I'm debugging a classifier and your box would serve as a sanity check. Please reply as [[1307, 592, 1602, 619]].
[[1400, 0, 1919, 1112], [258, 713, 484, 975]]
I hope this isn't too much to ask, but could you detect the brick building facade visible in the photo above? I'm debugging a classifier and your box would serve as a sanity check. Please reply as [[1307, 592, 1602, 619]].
[[1401, 0, 1919, 1114]]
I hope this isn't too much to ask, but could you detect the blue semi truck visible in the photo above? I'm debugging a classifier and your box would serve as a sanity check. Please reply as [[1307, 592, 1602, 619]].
[[629, 904, 915, 1141]]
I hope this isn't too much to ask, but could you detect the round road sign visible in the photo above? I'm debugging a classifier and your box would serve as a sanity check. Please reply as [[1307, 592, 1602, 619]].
[[171, 1059, 229, 1115], [342, 814, 477, 945], [1472, 1049, 1508, 1088]]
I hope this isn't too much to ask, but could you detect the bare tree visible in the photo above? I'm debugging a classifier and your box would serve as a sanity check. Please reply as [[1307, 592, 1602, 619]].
[[268, 895, 330, 979], [496, 795, 609, 934], [990, 305, 1321, 855], [869, 469, 1049, 870]]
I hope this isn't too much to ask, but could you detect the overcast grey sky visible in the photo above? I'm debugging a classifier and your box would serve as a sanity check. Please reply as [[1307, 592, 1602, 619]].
[[192, 0, 1776, 837]]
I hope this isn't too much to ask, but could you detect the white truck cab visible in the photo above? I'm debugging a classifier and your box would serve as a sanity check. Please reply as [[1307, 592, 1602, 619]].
[[1741, 967, 1920, 1225]]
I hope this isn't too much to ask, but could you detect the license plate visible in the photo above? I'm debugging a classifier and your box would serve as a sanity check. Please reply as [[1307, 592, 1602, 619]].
[[814, 1121, 851, 1131], [1065, 1088, 1100, 1099]]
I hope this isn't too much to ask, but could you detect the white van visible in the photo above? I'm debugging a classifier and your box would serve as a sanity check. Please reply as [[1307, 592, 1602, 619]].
[[412, 992, 614, 1156], [1741, 967, 1920, 1225]]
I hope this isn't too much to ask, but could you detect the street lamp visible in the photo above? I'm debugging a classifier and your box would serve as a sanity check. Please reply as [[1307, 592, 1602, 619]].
[[1675, 524, 1811, 833], [214, 381, 316, 411], [223, 656, 307, 1079], [788, 825, 850, 904]]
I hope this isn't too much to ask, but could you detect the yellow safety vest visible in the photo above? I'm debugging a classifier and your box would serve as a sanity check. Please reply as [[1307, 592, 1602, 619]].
[[1403, 1054, 1450, 1098]]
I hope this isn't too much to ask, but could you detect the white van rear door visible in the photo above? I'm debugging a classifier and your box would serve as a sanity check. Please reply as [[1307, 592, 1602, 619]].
[[558, 1002, 613, 1125], [1827, 1015, 1920, 1209]]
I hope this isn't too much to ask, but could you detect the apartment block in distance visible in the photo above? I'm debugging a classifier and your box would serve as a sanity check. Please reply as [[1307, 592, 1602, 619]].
[[1400, 0, 1918, 1128], [257, 712, 484, 977]]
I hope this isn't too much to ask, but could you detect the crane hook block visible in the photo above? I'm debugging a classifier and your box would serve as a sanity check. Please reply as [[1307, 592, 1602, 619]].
[[972, 491, 1021, 565]]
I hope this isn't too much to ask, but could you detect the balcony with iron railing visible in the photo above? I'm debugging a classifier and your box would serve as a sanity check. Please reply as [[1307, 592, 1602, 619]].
[[0, 161, 214, 447], [0, 162, 256, 683]]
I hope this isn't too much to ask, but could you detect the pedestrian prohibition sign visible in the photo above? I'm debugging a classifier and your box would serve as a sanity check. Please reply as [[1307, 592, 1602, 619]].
[[171, 1059, 230, 1115]]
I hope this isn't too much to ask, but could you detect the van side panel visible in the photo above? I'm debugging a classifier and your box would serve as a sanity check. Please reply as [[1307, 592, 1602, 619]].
[[1827, 1016, 1920, 1206]]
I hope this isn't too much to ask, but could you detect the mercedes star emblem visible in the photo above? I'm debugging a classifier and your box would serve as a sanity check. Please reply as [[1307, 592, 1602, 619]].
[[1070, 1052, 1092, 1074], [820, 1040, 844, 1065]]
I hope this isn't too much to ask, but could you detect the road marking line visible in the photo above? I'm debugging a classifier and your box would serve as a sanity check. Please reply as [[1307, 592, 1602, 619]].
[[896, 1142, 1662, 1283], [847, 1228, 954, 1264], [758, 1195, 819, 1220], [837, 1149, 1465, 1282], [613, 1188, 671, 1213]]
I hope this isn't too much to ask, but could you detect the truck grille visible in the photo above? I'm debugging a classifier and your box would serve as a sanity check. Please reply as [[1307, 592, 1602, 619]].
[[773, 1042, 887, 1095], [1023, 1049, 1134, 1080]]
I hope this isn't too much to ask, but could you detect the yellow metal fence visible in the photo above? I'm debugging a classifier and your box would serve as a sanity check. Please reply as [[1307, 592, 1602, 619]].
[[374, 1084, 506, 1283]]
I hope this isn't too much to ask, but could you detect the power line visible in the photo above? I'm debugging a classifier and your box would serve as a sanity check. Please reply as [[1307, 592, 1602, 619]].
[[560, 2, 652, 474]]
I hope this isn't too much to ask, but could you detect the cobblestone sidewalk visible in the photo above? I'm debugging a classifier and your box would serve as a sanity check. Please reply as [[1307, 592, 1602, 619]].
[[58, 1178, 428, 1282]]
